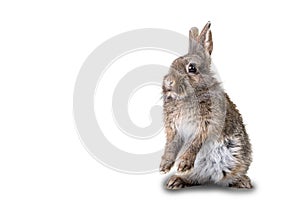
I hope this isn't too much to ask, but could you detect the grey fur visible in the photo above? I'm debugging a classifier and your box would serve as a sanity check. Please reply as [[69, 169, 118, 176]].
[[160, 22, 252, 190]]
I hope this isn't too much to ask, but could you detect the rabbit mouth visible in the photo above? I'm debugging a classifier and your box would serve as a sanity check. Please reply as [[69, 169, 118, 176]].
[[164, 90, 186, 102], [164, 90, 177, 101]]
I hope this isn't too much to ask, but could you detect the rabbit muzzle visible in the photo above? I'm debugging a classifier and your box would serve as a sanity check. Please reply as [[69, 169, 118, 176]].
[[163, 73, 188, 101]]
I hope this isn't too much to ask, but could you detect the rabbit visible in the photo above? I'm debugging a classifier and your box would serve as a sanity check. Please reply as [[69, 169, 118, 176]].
[[159, 22, 252, 190]]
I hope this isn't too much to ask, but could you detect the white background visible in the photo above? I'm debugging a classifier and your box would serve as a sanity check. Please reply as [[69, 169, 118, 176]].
[[1, 0, 300, 199]]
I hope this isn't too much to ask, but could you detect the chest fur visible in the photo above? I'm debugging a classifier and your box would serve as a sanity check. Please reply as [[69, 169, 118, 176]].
[[173, 105, 200, 140]]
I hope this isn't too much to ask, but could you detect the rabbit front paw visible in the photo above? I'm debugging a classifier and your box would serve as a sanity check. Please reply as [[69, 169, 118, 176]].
[[159, 159, 174, 174], [177, 157, 194, 173]]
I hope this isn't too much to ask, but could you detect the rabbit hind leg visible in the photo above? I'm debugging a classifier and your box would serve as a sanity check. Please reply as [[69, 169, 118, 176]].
[[229, 175, 253, 189], [165, 174, 192, 190], [219, 174, 252, 189]]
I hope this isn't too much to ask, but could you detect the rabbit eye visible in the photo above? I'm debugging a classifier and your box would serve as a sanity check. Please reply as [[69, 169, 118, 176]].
[[188, 63, 197, 74]]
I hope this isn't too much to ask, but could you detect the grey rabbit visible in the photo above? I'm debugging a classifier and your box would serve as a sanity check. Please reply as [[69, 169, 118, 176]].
[[159, 22, 252, 189]]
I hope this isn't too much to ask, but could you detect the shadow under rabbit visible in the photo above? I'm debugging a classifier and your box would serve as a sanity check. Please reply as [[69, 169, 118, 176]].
[[161, 174, 256, 194]]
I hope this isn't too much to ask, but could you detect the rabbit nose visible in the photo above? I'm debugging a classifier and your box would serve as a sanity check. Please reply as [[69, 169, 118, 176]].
[[165, 79, 175, 87]]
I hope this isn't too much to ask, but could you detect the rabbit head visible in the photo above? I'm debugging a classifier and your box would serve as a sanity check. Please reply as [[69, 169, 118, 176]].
[[163, 22, 215, 101]]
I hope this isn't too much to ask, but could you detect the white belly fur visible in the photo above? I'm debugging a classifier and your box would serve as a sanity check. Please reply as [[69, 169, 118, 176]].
[[176, 130, 237, 184], [174, 108, 236, 184], [194, 136, 236, 183]]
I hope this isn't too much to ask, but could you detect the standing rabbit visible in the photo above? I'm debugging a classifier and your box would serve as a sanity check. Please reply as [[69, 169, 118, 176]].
[[159, 22, 252, 189]]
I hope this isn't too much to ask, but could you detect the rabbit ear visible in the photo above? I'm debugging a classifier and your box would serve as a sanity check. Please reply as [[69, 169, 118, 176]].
[[188, 22, 213, 55], [199, 21, 213, 55], [188, 27, 199, 54]]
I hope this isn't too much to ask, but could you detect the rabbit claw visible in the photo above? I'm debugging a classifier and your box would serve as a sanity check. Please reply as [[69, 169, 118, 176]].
[[159, 159, 174, 174], [177, 159, 194, 173]]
